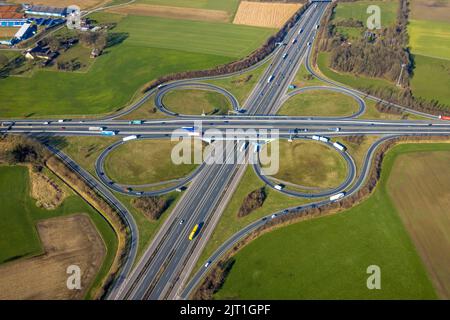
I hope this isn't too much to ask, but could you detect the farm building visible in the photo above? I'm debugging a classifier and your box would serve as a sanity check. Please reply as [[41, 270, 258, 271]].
[[14, 22, 35, 40], [24, 5, 67, 17], [0, 4, 27, 27]]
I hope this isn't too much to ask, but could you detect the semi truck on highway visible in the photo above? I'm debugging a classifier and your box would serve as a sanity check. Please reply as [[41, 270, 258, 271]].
[[439, 115, 450, 120], [333, 141, 346, 151], [129, 120, 144, 125], [101, 130, 116, 136], [267, 75, 275, 83], [312, 135, 329, 143], [330, 193, 345, 202], [88, 126, 105, 131], [122, 135, 137, 142]]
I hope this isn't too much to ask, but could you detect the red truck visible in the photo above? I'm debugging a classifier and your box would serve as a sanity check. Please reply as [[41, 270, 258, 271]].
[[439, 115, 450, 120]]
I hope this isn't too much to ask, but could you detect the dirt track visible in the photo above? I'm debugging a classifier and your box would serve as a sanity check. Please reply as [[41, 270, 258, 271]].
[[0, 214, 106, 300]]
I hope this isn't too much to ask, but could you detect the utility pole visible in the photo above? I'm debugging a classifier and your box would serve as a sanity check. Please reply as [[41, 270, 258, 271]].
[[396, 63, 406, 87]]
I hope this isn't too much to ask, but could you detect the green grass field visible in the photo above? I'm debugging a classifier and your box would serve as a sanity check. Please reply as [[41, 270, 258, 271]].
[[205, 59, 271, 105], [163, 89, 232, 115], [406, 17, 450, 107], [408, 19, 450, 61], [291, 64, 326, 88], [0, 13, 273, 118], [137, 0, 241, 16], [333, 0, 398, 28], [0, 165, 117, 299], [270, 140, 347, 189], [104, 139, 200, 185], [411, 54, 450, 106], [278, 89, 360, 117], [213, 143, 443, 299]]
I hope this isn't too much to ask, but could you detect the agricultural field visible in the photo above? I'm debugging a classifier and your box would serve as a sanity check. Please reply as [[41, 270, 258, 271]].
[[0, 12, 274, 118], [213, 143, 448, 299], [269, 140, 347, 189], [408, 19, 450, 60], [387, 149, 450, 299], [333, 0, 398, 29], [407, 1, 450, 107], [136, 0, 241, 16], [0, 215, 105, 300], [0, 165, 117, 299], [104, 139, 201, 185], [233, 1, 302, 28], [410, 54, 450, 106], [107, 3, 230, 23], [163, 89, 232, 115], [277, 89, 360, 117], [410, 0, 450, 23]]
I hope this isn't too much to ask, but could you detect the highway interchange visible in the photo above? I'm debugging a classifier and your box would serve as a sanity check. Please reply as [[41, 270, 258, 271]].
[[1, 1, 450, 300]]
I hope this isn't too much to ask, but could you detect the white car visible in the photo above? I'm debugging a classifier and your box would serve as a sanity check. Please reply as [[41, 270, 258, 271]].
[[204, 261, 211, 268], [179, 219, 185, 225], [271, 214, 277, 219]]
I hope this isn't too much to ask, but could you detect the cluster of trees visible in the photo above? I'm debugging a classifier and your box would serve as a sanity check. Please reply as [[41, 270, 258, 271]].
[[0, 135, 46, 167], [57, 59, 82, 71], [79, 31, 107, 51], [237, 187, 266, 217], [320, 0, 410, 86], [132, 196, 169, 220], [192, 259, 235, 300], [144, 2, 312, 92]]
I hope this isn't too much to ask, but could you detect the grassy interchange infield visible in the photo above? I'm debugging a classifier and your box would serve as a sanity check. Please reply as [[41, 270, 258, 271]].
[[0, 165, 117, 300], [104, 139, 200, 185], [204, 58, 272, 105], [277, 89, 360, 117], [0, 12, 274, 118], [162, 89, 232, 115], [266, 140, 347, 189], [212, 143, 450, 299]]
